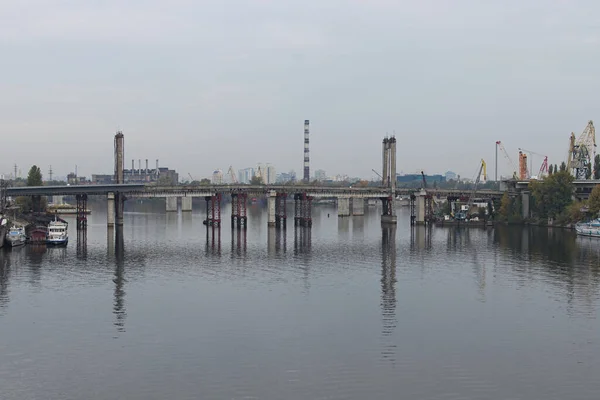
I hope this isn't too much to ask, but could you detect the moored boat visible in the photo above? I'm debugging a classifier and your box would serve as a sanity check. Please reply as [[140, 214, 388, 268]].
[[5, 226, 26, 247], [0, 217, 7, 249], [575, 219, 600, 237], [47, 218, 68, 246]]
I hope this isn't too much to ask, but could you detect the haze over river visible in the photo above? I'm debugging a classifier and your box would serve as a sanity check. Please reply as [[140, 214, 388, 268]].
[[1, 202, 600, 400]]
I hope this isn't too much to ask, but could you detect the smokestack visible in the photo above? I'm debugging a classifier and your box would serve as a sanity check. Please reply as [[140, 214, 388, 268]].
[[114, 131, 124, 184], [303, 119, 310, 182], [156, 159, 159, 176], [390, 136, 396, 191], [132, 159, 134, 173], [145, 159, 148, 175], [138, 159, 141, 175]]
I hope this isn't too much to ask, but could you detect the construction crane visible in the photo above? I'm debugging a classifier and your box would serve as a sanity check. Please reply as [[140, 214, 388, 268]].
[[421, 171, 427, 189], [372, 169, 383, 180], [495, 141, 518, 179], [188, 173, 195, 182], [518, 147, 549, 179], [227, 166, 238, 184], [518, 151, 529, 180], [568, 120, 597, 179], [455, 159, 486, 221]]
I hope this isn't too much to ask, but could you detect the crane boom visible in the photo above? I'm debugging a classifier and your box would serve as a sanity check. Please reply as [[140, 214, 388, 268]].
[[455, 159, 485, 221], [496, 141, 518, 179], [372, 169, 383, 179]]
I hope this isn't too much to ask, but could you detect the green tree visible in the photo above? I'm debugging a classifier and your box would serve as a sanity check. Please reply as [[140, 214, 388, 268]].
[[27, 165, 43, 186], [530, 170, 573, 220], [560, 161, 567, 172], [567, 200, 586, 223], [588, 185, 600, 216], [499, 192, 511, 221], [200, 178, 211, 185], [594, 155, 600, 179], [548, 164, 554, 175], [250, 176, 264, 185], [586, 166, 592, 179]]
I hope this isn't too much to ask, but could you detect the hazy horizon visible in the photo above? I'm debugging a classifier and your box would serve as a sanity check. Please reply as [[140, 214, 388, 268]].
[[2, 0, 599, 181]]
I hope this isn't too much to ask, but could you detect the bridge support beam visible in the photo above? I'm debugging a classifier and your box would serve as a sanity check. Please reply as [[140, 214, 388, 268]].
[[203, 194, 221, 226], [166, 197, 178, 212], [352, 197, 365, 216], [267, 191, 277, 226], [76, 194, 87, 230], [381, 195, 397, 224], [338, 197, 350, 217], [231, 193, 247, 228], [275, 193, 287, 228], [107, 192, 115, 227], [414, 191, 426, 225], [115, 193, 124, 226], [521, 191, 530, 220], [294, 193, 312, 227], [181, 196, 192, 212]]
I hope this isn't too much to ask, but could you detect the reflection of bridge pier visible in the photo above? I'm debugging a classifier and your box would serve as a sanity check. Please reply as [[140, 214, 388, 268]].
[[205, 225, 221, 255], [76, 228, 87, 259], [380, 225, 397, 362], [232, 226, 247, 256], [113, 226, 126, 333]]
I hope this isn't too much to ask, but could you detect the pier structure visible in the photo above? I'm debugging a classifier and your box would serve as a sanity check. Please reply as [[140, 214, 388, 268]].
[[231, 192, 248, 228]]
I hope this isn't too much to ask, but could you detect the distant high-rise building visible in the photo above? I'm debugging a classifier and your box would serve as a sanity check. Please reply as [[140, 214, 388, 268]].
[[314, 169, 326, 182], [445, 171, 457, 181], [238, 168, 254, 184], [211, 170, 223, 184], [266, 165, 276, 185]]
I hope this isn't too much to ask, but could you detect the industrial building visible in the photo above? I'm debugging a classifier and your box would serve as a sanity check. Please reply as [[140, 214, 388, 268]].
[[91, 159, 179, 185]]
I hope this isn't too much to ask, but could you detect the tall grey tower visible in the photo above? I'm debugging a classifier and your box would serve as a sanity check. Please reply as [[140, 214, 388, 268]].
[[303, 120, 310, 182]]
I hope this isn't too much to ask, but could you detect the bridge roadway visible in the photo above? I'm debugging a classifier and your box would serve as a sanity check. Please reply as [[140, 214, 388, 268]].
[[6, 183, 503, 199]]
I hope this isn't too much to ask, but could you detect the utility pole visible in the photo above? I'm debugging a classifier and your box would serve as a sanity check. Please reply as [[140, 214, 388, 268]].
[[495, 141, 499, 182], [49, 165, 53, 182]]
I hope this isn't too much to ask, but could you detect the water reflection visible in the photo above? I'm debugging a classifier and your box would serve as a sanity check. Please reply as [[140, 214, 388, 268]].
[[0, 251, 10, 309], [76, 228, 87, 260], [380, 225, 397, 363], [205, 226, 221, 256], [232, 227, 247, 257], [293, 226, 311, 254], [113, 226, 126, 333], [410, 225, 432, 252]]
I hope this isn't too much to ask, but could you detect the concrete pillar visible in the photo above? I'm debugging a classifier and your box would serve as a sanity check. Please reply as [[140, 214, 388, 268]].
[[338, 197, 350, 217], [107, 192, 115, 227], [521, 191, 530, 219], [416, 191, 426, 225], [115, 194, 124, 226], [390, 137, 396, 192], [382, 138, 389, 187], [352, 197, 365, 216], [181, 196, 192, 212], [267, 190, 276, 226], [166, 197, 178, 212]]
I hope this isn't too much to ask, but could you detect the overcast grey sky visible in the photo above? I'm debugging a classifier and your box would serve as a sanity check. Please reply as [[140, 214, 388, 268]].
[[1, 0, 599, 181]]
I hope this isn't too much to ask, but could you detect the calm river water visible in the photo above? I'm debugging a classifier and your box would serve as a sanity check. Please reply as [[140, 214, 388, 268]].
[[1, 201, 600, 400]]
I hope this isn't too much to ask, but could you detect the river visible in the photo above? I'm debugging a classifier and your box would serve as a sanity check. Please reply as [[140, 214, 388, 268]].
[[1, 201, 600, 400]]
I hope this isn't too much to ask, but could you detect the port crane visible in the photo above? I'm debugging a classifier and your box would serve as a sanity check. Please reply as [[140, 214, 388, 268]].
[[518, 147, 549, 179], [496, 141, 518, 179], [567, 120, 597, 179], [455, 159, 486, 221]]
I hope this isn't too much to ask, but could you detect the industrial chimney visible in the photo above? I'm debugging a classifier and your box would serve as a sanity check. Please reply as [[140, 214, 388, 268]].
[[303, 120, 310, 182], [156, 159, 159, 177], [145, 159, 149, 175]]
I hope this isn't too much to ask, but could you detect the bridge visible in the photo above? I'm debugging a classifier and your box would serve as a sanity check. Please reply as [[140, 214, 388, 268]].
[[5, 182, 503, 228], [1, 132, 503, 230]]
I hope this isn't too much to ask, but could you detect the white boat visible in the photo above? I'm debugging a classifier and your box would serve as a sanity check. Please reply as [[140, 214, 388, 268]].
[[5, 226, 26, 247], [47, 218, 68, 246], [575, 219, 600, 237]]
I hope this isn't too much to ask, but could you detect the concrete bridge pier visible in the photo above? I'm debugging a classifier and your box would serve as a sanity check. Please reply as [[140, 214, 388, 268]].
[[521, 191, 530, 219], [181, 196, 192, 212], [166, 197, 178, 212], [381, 195, 397, 224], [107, 192, 115, 227], [267, 191, 277, 226], [338, 196, 350, 217], [414, 190, 427, 225], [352, 197, 365, 216]]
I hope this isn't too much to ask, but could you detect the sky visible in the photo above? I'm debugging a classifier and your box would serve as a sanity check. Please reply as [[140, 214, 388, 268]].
[[1, 0, 600, 181]]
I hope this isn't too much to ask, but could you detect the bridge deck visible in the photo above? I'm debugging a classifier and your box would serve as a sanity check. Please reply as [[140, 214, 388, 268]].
[[6, 184, 503, 198]]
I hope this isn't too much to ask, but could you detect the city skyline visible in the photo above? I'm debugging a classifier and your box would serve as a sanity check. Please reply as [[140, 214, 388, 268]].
[[2, 1, 599, 179]]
